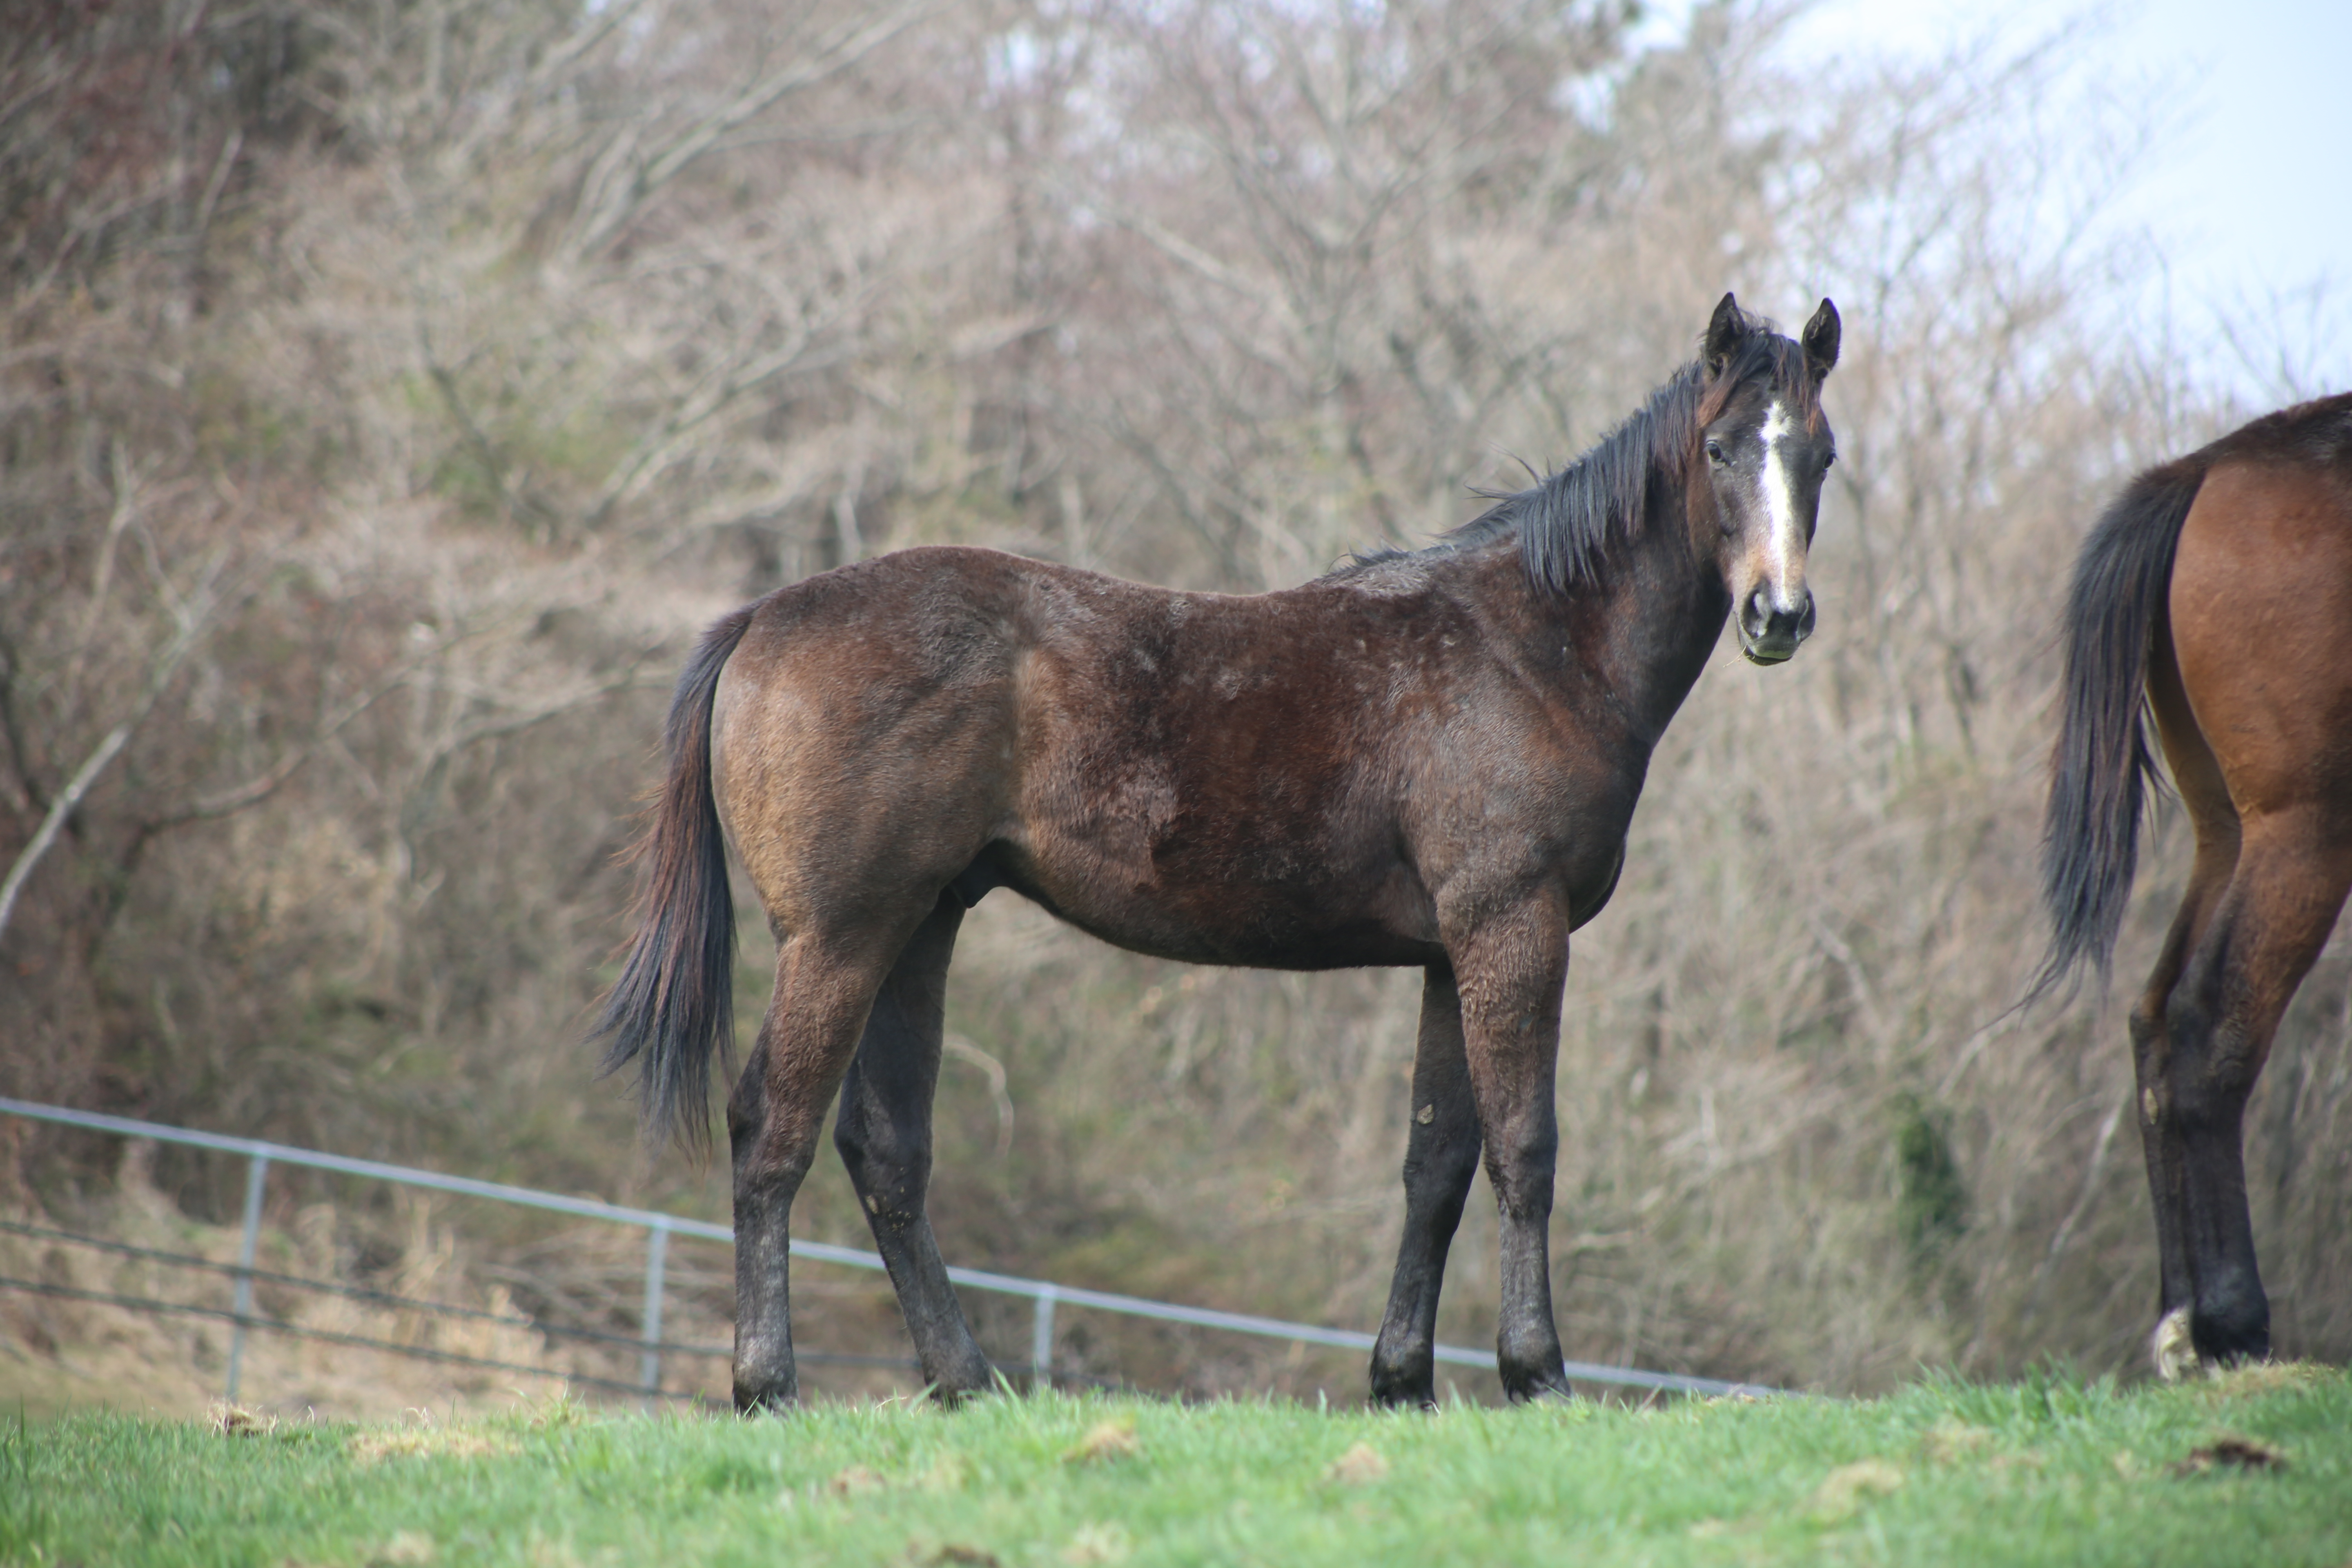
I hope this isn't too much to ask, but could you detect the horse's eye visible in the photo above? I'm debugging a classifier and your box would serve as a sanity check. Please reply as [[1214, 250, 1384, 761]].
[[1822, 450, 1838, 471], [1704, 439, 1728, 466]]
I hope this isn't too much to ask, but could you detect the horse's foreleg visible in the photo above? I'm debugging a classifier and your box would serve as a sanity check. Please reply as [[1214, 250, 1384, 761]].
[[2154, 815, 2351, 1371], [1369, 964, 1481, 1408], [729, 934, 893, 1413], [1452, 903, 1572, 1401], [833, 894, 995, 1403]]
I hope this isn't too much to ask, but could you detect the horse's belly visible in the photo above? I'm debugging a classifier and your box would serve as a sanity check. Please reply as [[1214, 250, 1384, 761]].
[[988, 844, 1440, 971], [1059, 901, 1443, 971]]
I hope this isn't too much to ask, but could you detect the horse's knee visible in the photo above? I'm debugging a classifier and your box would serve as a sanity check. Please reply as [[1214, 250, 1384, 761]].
[[727, 1047, 768, 1149], [1402, 1136, 1479, 1198], [2161, 988, 2259, 1132], [833, 1102, 925, 1186], [833, 1078, 922, 1173], [733, 1122, 818, 1210], [1482, 1120, 1558, 1219], [834, 1095, 929, 1221], [2161, 981, 2214, 1056]]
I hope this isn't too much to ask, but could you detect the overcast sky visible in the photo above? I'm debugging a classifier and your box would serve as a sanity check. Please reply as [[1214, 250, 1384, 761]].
[[1660, 0, 2351, 401]]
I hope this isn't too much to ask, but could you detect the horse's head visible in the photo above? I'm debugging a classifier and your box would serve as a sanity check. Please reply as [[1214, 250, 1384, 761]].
[[1692, 293, 1840, 665]]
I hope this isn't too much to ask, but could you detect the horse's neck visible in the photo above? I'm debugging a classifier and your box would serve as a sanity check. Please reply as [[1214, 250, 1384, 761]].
[[1504, 487, 1728, 745], [1598, 488, 1728, 740]]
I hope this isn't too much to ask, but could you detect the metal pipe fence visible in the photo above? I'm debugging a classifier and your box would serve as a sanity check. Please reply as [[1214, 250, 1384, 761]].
[[0, 1097, 1781, 1404], [0, 1214, 922, 1403]]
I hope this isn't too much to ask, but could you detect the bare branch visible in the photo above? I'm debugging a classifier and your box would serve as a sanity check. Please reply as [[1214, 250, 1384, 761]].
[[0, 590, 215, 944], [561, 2, 940, 260]]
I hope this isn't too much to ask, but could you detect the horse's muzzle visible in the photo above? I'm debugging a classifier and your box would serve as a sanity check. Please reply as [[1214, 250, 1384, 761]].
[[1738, 588, 1815, 666]]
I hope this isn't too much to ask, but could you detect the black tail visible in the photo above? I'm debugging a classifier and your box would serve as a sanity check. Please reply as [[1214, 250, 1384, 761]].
[[2029, 460, 2205, 1005], [594, 604, 757, 1152]]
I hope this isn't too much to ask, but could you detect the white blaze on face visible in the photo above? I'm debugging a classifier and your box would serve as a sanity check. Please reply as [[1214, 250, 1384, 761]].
[[1756, 397, 1805, 612]]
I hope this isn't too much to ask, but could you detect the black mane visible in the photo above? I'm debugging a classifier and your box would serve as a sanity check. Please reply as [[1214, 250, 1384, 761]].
[[1408, 321, 1819, 595]]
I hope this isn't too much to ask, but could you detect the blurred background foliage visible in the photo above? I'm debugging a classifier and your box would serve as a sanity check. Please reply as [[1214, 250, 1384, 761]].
[[2, 0, 2345, 1399]]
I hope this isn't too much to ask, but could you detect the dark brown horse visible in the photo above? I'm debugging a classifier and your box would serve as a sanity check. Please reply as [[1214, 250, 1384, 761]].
[[2036, 392, 2352, 1377], [598, 293, 1842, 1410]]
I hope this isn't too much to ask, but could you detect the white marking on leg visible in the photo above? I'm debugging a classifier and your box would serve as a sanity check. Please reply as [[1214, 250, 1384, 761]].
[[2152, 1305, 2200, 1381]]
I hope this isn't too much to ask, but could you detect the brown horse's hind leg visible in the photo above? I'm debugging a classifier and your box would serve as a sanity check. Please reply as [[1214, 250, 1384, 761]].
[[832, 893, 995, 1402], [2143, 464, 2352, 1372], [2147, 809, 2352, 1371], [728, 927, 908, 1412], [1369, 964, 1482, 1408]]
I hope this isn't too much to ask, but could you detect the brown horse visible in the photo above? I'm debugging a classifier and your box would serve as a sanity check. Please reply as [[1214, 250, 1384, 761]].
[[2036, 392, 2352, 1376], [598, 293, 1842, 1410]]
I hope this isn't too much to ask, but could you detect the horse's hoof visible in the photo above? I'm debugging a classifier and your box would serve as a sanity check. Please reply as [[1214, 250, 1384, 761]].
[[1367, 1374, 1437, 1411], [917, 1348, 998, 1408], [733, 1376, 800, 1414], [1499, 1361, 1576, 1403], [1368, 1347, 1438, 1410], [925, 1378, 993, 1410]]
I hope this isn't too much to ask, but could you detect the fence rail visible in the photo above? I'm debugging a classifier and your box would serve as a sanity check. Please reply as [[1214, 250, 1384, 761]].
[[0, 1097, 1781, 1403]]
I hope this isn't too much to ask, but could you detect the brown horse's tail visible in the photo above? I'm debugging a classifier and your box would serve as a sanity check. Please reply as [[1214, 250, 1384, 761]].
[[595, 604, 756, 1152], [2029, 459, 2206, 1005]]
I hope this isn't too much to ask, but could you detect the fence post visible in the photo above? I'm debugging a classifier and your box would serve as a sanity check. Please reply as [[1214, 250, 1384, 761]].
[[224, 1152, 269, 1403], [1029, 1282, 1056, 1393], [639, 1219, 670, 1410]]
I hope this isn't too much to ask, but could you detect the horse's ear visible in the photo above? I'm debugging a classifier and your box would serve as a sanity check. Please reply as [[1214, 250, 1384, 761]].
[[1802, 298, 1841, 380], [1704, 292, 1744, 376]]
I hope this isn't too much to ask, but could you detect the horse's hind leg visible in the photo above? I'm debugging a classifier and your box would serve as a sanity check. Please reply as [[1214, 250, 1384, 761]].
[[832, 893, 994, 1402], [1369, 964, 1482, 1408], [2144, 473, 2352, 1372], [2148, 809, 2352, 1370], [728, 928, 906, 1412]]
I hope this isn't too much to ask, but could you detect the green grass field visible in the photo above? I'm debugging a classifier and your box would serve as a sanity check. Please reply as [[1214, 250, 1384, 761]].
[[8, 1365, 2346, 1567]]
